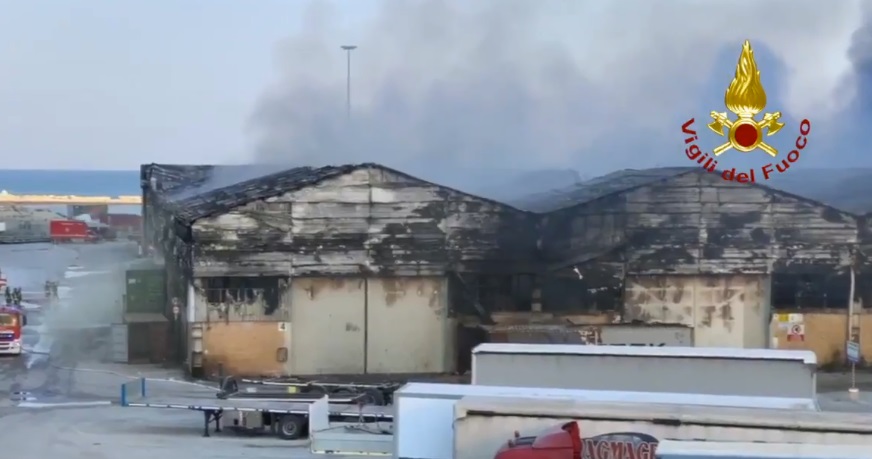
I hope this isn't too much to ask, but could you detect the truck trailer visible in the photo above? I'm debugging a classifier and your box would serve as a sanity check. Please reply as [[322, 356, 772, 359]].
[[470, 343, 817, 400], [393, 383, 816, 459], [451, 397, 872, 459], [50, 220, 96, 243]]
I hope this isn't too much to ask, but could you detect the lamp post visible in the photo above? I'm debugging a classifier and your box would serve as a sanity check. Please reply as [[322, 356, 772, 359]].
[[340, 45, 357, 119]]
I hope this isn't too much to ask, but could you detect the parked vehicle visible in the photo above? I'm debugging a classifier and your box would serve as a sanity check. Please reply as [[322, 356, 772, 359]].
[[0, 305, 26, 355], [479, 400, 872, 459], [50, 219, 97, 243], [471, 343, 818, 400]]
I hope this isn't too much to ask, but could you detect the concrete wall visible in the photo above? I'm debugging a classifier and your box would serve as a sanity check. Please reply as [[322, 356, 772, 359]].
[[770, 310, 872, 367], [201, 321, 290, 377], [290, 276, 452, 375], [472, 349, 815, 398], [624, 274, 769, 348]]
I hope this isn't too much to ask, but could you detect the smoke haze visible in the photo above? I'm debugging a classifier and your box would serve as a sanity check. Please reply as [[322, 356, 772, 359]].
[[248, 0, 868, 193]]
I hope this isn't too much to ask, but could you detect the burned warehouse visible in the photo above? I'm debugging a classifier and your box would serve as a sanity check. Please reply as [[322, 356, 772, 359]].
[[142, 163, 872, 376], [141, 163, 537, 377]]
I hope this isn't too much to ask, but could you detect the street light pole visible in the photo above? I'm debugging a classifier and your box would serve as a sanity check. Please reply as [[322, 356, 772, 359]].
[[340, 45, 357, 120]]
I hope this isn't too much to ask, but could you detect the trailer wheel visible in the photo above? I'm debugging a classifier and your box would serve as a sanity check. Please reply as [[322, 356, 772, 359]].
[[276, 414, 306, 440], [360, 388, 385, 406]]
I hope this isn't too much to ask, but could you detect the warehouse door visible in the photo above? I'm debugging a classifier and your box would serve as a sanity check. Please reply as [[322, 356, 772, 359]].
[[365, 277, 448, 373], [290, 278, 366, 374]]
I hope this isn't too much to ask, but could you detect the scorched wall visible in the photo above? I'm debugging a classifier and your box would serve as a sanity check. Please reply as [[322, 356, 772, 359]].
[[188, 166, 536, 277], [540, 170, 858, 276], [537, 170, 856, 347]]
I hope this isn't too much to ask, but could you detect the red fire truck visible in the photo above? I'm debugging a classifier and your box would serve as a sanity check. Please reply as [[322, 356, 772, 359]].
[[0, 305, 26, 355]]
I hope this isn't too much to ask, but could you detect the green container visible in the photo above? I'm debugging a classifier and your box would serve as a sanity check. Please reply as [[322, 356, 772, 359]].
[[125, 268, 166, 315]]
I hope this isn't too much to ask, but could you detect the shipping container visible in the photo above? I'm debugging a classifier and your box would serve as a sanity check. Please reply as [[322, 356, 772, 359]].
[[470, 343, 818, 400], [125, 267, 166, 315], [106, 213, 142, 229], [49, 219, 92, 241], [107, 213, 142, 241], [0, 207, 55, 244], [110, 313, 170, 363]]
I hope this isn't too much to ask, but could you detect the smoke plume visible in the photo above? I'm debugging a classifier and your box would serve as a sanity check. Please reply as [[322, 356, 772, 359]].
[[249, 0, 867, 191]]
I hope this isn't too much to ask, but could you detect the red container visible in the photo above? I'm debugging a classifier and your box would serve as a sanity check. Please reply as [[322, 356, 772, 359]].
[[50, 220, 91, 241], [106, 213, 142, 230]]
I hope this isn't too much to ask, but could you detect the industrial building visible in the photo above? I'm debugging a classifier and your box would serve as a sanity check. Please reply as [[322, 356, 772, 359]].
[[516, 168, 866, 356], [142, 164, 872, 376], [141, 163, 537, 377]]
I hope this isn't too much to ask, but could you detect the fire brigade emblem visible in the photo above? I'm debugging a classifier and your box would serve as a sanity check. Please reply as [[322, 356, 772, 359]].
[[707, 40, 784, 157]]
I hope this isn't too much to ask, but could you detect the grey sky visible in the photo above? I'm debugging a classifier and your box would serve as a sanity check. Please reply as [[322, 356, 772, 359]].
[[0, 0, 376, 169], [0, 0, 866, 179]]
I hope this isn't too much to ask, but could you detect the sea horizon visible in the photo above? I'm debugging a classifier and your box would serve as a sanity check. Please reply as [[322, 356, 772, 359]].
[[0, 169, 142, 216]]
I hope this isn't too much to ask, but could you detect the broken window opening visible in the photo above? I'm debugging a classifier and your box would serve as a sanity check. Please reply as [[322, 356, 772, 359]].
[[203, 276, 284, 318], [771, 273, 850, 310], [477, 274, 532, 312]]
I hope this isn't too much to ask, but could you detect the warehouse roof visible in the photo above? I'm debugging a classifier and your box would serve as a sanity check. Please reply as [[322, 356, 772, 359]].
[[141, 163, 214, 193], [165, 164, 361, 224], [145, 162, 528, 225], [512, 167, 861, 218], [513, 167, 695, 212]]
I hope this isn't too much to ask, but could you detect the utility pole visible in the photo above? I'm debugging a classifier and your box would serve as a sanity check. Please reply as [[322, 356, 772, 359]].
[[340, 45, 357, 120]]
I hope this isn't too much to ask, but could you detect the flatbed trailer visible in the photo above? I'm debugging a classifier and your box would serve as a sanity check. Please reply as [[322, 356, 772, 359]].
[[223, 375, 401, 405], [120, 379, 393, 440]]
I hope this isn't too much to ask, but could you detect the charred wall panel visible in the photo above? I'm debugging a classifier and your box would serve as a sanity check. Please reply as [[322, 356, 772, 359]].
[[538, 193, 627, 266], [369, 169, 451, 274], [626, 172, 856, 274], [536, 170, 858, 316], [188, 166, 537, 277]]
